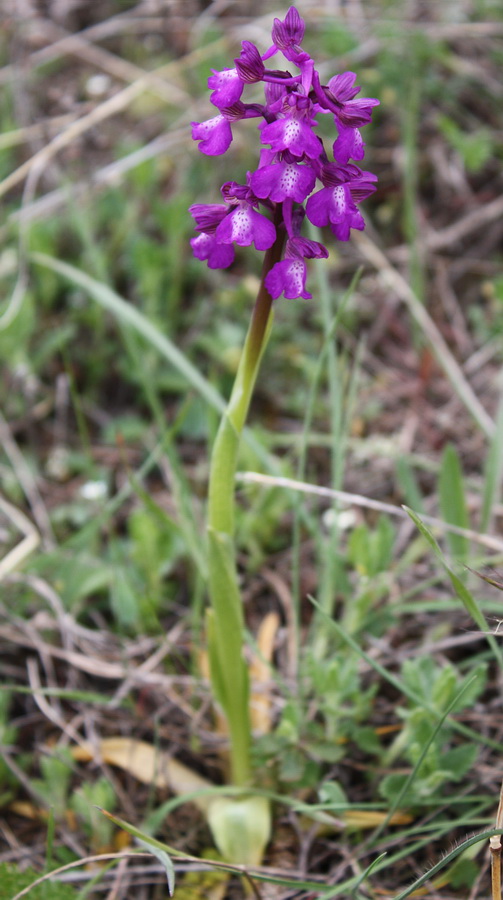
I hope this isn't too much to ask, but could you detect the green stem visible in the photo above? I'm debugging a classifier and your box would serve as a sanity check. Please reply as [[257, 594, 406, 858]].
[[206, 206, 285, 787]]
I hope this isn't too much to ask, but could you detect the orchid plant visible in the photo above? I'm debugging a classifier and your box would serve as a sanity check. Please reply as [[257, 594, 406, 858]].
[[189, 5, 378, 865]]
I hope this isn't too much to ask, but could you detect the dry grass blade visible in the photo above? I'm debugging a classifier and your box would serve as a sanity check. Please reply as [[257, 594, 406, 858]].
[[238, 472, 503, 553], [0, 412, 53, 545], [0, 80, 153, 202], [354, 232, 495, 438], [0, 496, 40, 580], [8, 852, 154, 900], [30, 17, 188, 104], [7, 128, 188, 230]]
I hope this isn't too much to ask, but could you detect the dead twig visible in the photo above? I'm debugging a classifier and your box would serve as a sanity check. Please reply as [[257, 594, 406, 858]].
[[237, 471, 503, 553], [491, 779, 503, 900]]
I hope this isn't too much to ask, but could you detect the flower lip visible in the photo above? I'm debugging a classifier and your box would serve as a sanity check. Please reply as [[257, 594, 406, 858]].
[[208, 67, 244, 109], [265, 257, 312, 300], [260, 115, 322, 160], [191, 115, 233, 156], [250, 159, 316, 204], [215, 205, 276, 250], [333, 125, 366, 163], [190, 232, 235, 269]]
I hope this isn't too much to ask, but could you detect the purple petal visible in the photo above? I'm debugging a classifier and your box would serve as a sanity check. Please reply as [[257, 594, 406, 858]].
[[349, 172, 378, 201], [257, 148, 277, 168], [306, 185, 357, 230], [235, 41, 265, 83], [215, 205, 276, 250], [190, 233, 235, 268], [250, 161, 316, 202], [286, 236, 328, 259], [208, 68, 244, 109], [221, 181, 253, 202], [337, 97, 380, 127], [264, 81, 288, 107], [189, 203, 229, 233], [191, 115, 233, 156], [330, 210, 365, 241], [327, 72, 360, 102], [305, 187, 332, 227], [265, 258, 312, 300], [272, 6, 305, 51], [328, 185, 354, 223]]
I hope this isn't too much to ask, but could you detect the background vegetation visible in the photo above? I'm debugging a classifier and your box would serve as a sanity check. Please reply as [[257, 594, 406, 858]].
[[1, 0, 503, 897]]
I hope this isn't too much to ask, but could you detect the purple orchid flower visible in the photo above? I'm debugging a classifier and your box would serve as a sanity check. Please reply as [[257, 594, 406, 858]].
[[190, 5, 379, 299], [265, 235, 328, 300], [189, 182, 276, 261]]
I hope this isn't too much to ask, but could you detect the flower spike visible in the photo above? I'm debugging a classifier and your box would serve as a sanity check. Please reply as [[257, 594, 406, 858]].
[[190, 6, 379, 299]]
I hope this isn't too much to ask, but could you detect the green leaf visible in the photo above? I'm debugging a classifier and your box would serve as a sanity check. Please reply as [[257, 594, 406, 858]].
[[437, 114, 493, 173], [379, 773, 412, 805], [431, 663, 458, 710], [395, 456, 424, 513], [31, 751, 72, 817], [438, 444, 469, 562], [440, 743, 478, 780], [207, 796, 271, 866], [318, 781, 347, 806], [453, 663, 487, 712], [110, 566, 140, 630], [206, 527, 250, 786], [135, 838, 175, 896]]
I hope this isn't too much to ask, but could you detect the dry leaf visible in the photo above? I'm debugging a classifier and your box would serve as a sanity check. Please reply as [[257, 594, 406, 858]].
[[249, 611, 279, 735], [72, 739, 213, 814], [343, 809, 413, 828], [9, 800, 46, 820]]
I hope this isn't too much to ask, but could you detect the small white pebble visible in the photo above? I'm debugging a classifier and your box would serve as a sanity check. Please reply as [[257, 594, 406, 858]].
[[79, 480, 107, 501], [85, 74, 111, 99], [322, 508, 357, 531]]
